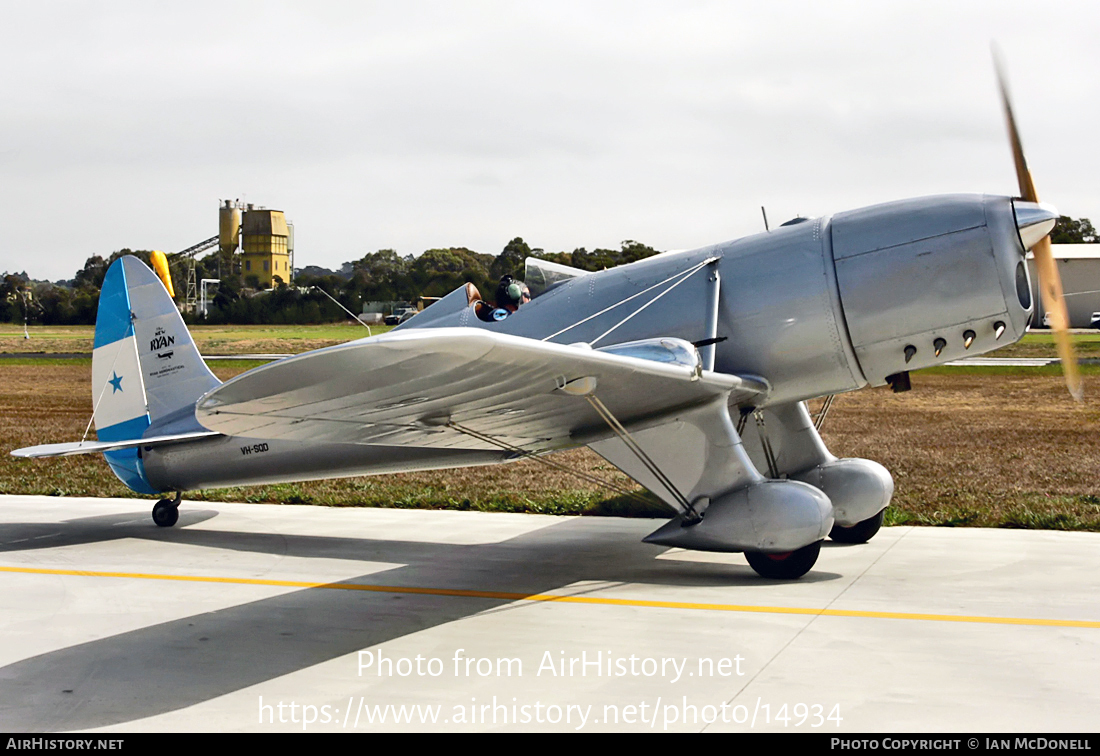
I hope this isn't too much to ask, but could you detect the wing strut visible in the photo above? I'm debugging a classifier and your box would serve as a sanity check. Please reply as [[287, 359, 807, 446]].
[[812, 395, 836, 431], [753, 410, 781, 479], [700, 259, 721, 371], [583, 394, 701, 522]]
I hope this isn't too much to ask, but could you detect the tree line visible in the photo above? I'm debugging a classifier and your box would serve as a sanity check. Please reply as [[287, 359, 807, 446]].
[[0, 238, 662, 326], [3, 215, 1095, 327]]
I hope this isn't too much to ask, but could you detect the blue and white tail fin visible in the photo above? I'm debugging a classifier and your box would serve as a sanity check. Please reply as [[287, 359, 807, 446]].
[[91, 255, 220, 493]]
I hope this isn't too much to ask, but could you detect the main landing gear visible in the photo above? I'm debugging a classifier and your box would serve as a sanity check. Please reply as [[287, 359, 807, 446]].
[[829, 509, 885, 544], [152, 492, 182, 528], [743, 509, 886, 578], [744, 541, 822, 580]]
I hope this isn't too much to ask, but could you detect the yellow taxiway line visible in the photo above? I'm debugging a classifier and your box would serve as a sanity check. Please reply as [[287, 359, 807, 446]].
[[2, 564, 1098, 629]]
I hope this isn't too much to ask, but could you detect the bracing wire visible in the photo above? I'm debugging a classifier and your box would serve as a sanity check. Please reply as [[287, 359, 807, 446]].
[[541, 257, 717, 344], [312, 286, 372, 336], [446, 422, 660, 509], [589, 260, 715, 346], [584, 395, 699, 521], [81, 339, 129, 444]]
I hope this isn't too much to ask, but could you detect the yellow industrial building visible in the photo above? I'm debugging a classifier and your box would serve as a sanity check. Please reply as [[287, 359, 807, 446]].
[[242, 208, 292, 287], [220, 200, 294, 288]]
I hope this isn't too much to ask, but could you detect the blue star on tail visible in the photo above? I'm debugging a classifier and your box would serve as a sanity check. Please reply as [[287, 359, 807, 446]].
[[108, 372, 123, 393]]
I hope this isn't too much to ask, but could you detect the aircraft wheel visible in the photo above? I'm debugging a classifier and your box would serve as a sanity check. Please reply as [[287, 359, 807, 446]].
[[829, 509, 885, 544], [745, 541, 821, 580], [152, 499, 179, 528]]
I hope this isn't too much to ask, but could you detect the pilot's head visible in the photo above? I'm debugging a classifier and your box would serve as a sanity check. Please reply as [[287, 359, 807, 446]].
[[495, 275, 531, 312]]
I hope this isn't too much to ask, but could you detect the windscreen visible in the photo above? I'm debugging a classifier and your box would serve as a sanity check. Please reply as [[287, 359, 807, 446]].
[[524, 257, 589, 298]]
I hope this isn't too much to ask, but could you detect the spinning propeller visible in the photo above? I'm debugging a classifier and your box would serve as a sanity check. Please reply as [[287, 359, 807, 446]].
[[995, 51, 1083, 401]]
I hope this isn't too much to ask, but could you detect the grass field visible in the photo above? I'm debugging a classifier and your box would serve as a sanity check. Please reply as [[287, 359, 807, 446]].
[[0, 343, 1097, 530], [0, 358, 655, 517], [0, 324, 392, 356], [3, 325, 1097, 359], [995, 332, 1100, 359]]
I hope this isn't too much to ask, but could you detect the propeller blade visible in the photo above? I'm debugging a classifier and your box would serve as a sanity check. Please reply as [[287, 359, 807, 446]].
[[995, 48, 1082, 401], [995, 52, 1038, 203], [1032, 235, 1084, 401]]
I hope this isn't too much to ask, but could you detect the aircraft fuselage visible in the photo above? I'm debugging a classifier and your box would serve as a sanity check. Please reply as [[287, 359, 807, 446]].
[[138, 193, 1034, 494]]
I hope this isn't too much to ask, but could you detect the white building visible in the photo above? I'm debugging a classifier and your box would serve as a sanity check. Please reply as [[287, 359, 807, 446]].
[[1026, 244, 1100, 328]]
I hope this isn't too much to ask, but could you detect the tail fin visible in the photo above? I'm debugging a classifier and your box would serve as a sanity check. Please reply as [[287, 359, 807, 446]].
[[92, 255, 220, 493]]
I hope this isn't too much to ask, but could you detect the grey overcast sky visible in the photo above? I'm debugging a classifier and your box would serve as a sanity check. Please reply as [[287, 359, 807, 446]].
[[1, 1, 1097, 281]]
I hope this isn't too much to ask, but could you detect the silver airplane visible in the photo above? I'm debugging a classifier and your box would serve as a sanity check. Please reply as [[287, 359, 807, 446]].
[[12, 65, 1079, 579]]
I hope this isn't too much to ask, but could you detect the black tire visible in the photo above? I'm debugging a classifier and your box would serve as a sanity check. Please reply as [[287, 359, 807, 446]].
[[152, 500, 179, 528], [829, 509, 885, 544], [745, 540, 821, 579]]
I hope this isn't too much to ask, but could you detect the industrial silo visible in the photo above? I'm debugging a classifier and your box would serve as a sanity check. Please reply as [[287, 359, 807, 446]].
[[219, 200, 241, 256]]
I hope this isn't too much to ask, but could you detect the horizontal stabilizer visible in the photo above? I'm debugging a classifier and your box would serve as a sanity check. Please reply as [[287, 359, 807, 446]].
[[11, 431, 219, 459]]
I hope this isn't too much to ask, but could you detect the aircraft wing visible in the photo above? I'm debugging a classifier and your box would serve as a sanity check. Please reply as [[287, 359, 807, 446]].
[[195, 328, 768, 451]]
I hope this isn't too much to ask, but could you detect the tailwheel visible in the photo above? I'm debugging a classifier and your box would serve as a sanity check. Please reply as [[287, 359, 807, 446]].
[[151, 499, 179, 528], [829, 509, 885, 544], [745, 541, 821, 579]]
